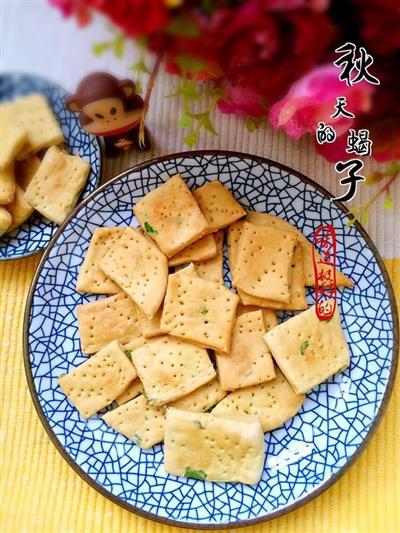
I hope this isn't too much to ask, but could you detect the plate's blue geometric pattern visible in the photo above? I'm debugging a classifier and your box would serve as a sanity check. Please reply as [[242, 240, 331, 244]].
[[26, 155, 397, 528], [0, 73, 102, 260]]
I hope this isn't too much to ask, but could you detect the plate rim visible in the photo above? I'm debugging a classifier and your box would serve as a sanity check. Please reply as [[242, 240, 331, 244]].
[[23, 150, 399, 529], [0, 71, 104, 261]]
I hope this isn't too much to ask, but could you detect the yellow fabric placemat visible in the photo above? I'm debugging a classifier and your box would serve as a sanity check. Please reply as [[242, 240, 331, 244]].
[[1, 256, 399, 533]]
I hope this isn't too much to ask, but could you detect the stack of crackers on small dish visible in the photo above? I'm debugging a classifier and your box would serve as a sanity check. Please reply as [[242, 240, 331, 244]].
[[0, 93, 90, 236], [59, 174, 352, 485]]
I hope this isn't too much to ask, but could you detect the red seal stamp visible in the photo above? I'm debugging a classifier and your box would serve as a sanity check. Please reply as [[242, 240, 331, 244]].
[[312, 225, 337, 321]]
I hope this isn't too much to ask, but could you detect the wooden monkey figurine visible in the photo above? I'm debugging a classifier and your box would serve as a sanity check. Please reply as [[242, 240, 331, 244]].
[[66, 72, 150, 157]]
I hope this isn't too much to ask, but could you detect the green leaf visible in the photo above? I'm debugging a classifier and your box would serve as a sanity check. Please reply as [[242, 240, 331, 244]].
[[177, 113, 192, 129], [191, 112, 207, 121], [245, 116, 265, 132], [202, 87, 226, 100], [176, 54, 206, 72], [202, 114, 217, 135], [244, 117, 257, 133], [181, 83, 202, 100], [92, 41, 110, 56], [134, 79, 143, 95], [189, 113, 217, 135], [166, 15, 200, 38], [360, 211, 369, 225], [184, 467, 207, 480], [132, 434, 142, 446], [168, 85, 201, 101], [300, 340, 310, 355], [130, 60, 151, 74], [112, 35, 125, 58], [383, 161, 400, 176], [384, 196, 393, 210], [184, 131, 200, 147], [136, 36, 148, 49], [365, 171, 383, 187], [201, 0, 215, 14], [199, 305, 208, 315], [144, 221, 158, 234], [124, 350, 132, 362], [345, 217, 356, 227]]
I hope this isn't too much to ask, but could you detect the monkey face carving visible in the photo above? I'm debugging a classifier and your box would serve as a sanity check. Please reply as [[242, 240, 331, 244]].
[[82, 97, 142, 135], [66, 73, 144, 137]]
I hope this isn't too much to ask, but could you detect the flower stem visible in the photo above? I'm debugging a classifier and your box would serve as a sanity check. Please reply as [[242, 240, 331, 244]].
[[139, 51, 163, 148]]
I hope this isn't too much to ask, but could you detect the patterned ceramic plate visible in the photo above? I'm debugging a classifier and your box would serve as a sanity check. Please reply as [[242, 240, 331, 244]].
[[24, 152, 398, 529], [0, 73, 102, 260]]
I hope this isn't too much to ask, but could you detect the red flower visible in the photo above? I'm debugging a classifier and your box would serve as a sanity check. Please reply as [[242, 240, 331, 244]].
[[358, 57, 400, 162], [260, 0, 329, 10], [149, 1, 334, 104], [51, 0, 170, 36], [268, 64, 374, 161], [216, 0, 335, 116], [353, 0, 400, 56], [49, 0, 91, 26], [148, 10, 229, 80]]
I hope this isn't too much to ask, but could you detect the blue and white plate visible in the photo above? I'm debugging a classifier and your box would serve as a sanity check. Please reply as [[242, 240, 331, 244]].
[[0, 73, 102, 260], [24, 152, 398, 528]]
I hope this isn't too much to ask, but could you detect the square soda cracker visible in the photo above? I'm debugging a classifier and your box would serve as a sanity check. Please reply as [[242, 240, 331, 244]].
[[168, 234, 217, 267], [6, 184, 34, 231], [192, 181, 246, 232], [133, 174, 210, 258], [246, 211, 352, 287], [194, 230, 224, 284], [59, 340, 137, 419], [76, 292, 143, 354], [2, 93, 64, 159], [0, 207, 12, 236], [24, 146, 90, 225], [216, 310, 275, 391], [229, 221, 306, 309], [169, 378, 227, 412], [212, 367, 305, 432], [100, 227, 168, 319], [160, 271, 239, 352], [237, 304, 277, 332], [234, 222, 297, 303], [123, 336, 147, 351], [103, 394, 165, 449], [76, 227, 125, 294], [164, 409, 265, 484], [115, 378, 143, 405], [238, 245, 307, 311], [131, 335, 216, 406], [178, 262, 197, 275], [0, 165, 16, 205], [0, 109, 27, 168], [227, 220, 245, 272], [264, 301, 350, 394], [15, 154, 41, 190], [136, 306, 164, 338]]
